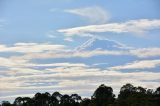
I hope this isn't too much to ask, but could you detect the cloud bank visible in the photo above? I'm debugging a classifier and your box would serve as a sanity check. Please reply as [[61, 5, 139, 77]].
[[58, 19, 160, 36]]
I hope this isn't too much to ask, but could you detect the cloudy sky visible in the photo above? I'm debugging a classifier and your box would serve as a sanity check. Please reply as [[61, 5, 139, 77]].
[[0, 0, 160, 102]]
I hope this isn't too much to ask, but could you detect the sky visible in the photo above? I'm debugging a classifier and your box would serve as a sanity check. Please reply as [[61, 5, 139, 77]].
[[0, 0, 160, 102]]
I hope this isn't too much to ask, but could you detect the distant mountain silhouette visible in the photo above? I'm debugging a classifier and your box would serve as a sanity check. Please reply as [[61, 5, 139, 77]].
[[75, 37, 129, 51]]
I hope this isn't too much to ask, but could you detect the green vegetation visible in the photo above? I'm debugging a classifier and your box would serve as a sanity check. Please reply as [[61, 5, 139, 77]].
[[1, 83, 160, 106]]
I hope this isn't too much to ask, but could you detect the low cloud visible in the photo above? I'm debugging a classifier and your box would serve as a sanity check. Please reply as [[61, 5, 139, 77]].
[[0, 41, 160, 101], [0, 43, 66, 53], [110, 59, 160, 70], [1, 64, 160, 101], [130, 48, 160, 58]]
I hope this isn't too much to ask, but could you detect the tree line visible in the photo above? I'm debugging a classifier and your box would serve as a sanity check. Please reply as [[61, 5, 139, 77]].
[[1, 83, 160, 106]]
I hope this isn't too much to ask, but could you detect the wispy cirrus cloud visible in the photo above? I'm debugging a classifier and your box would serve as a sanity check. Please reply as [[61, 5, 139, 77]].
[[58, 19, 160, 36], [65, 6, 110, 24]]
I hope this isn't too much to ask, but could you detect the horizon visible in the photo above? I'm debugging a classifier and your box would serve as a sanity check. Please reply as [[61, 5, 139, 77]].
[[0, 0, 160, 102]]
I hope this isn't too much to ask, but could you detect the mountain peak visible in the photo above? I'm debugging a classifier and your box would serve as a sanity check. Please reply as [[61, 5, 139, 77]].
[[75, 37, 129, 51]]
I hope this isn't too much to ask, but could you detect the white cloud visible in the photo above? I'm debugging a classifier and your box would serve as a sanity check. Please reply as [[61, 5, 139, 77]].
[[1, 64, 160, 101], [46, 31, 58, 38], [1, 42, 160, 101], [30, 62, 88, 68], [130, 48, 160, 58], [0, 57, 28, 68], [92, 63, 108, 66], [7, 47, 160, 63], [48, 35, 56, 38], [1, 42, 160, 70], [12, 50, 126, 61], [65, 6, 110, 24], [110, 59, 160, 70], [0, 43, 66, 53], [0, 94, 34, 99], [58, 19, 160, 36], [64, 37, 74, 42]]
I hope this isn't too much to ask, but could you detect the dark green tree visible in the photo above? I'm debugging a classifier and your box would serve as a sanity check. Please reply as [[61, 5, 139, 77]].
[[154, 87, 160, 106], [118, 83, 136, 106], [80, 98, 91, 106], [70, 94, 81, 106], [52, 91, 62, 105], [13, 97, 23, 106], [60, 94, 71, 106], [33, 92, 51, 106], [117, 83, 156, 106], [91, 84, 115, 106], [1, 101, 12, 106]]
